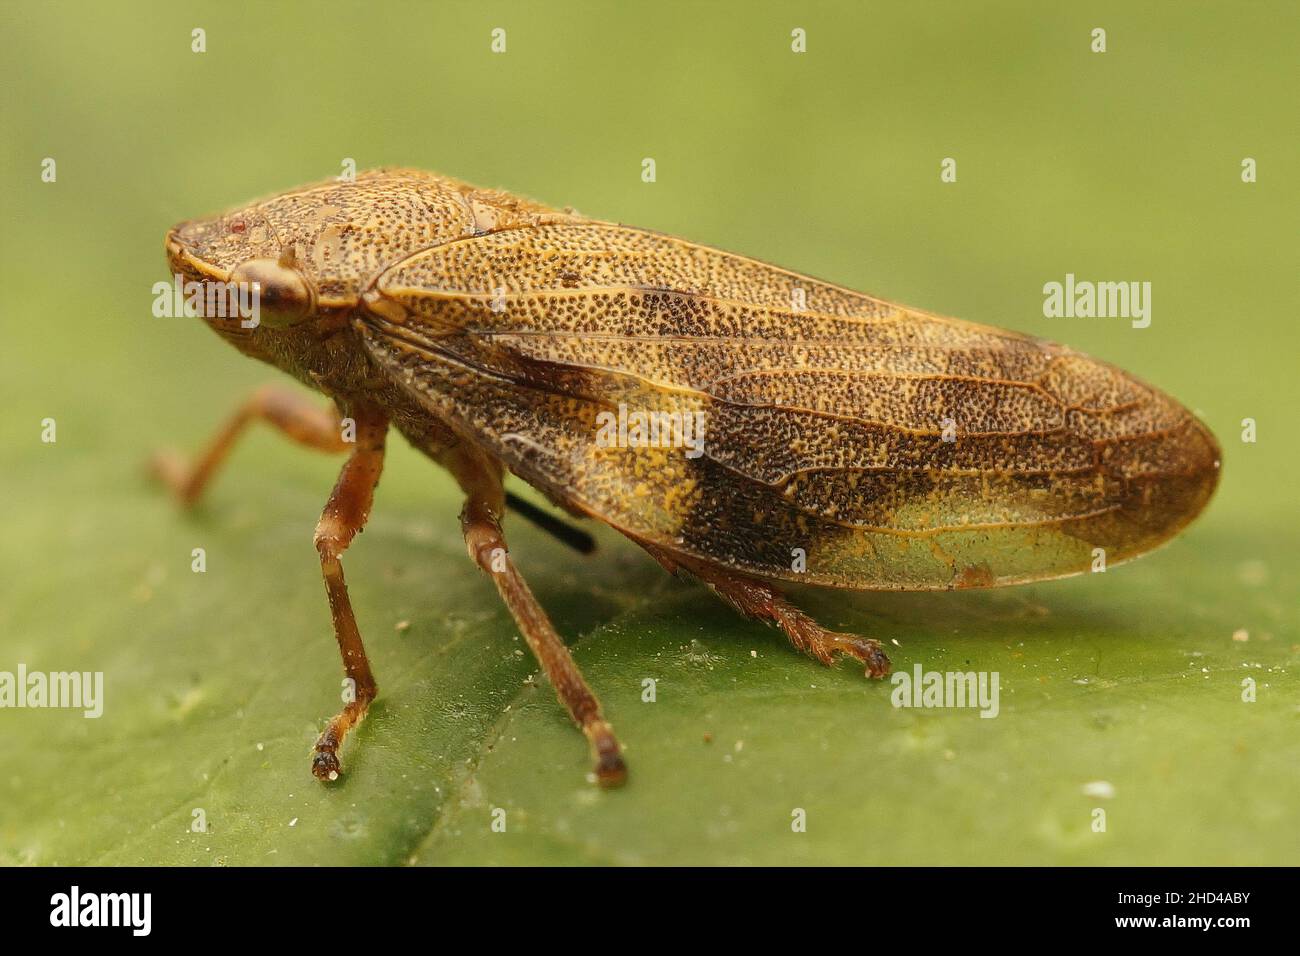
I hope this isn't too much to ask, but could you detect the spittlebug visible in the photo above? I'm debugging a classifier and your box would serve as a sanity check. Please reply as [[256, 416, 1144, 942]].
[[155, 169, 1221, 786]]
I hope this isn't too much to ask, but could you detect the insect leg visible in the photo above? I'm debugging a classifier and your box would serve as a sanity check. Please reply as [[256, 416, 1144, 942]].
[[310, 406, 388, 781], [643, 544, 891, 678], [149, 384, 349, 506], [450, 454, 626, 787]]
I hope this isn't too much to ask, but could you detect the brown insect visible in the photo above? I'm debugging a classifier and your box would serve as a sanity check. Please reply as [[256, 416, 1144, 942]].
[[155, 169, 1220, 786]]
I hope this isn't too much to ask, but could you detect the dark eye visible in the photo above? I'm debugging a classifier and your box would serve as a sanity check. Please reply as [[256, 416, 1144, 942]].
[[229, 219, 247, 234], [228, 257, 314, 327]]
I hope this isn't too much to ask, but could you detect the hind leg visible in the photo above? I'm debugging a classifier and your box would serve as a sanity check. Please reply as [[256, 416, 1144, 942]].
[[643, 544, 891, 678]]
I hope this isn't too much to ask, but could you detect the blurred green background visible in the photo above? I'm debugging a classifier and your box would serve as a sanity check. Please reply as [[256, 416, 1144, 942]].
[[1, 1, 1296, 865]]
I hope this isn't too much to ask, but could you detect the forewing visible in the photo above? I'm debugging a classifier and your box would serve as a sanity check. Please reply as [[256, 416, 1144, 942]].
[[359, 220, 1217, 589]]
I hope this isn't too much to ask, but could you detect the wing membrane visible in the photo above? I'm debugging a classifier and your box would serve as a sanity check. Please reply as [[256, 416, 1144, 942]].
[[360, 221, 1217, 589]]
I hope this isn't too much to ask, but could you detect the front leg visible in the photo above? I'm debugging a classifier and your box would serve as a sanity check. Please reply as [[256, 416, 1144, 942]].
[[150, 384, 350, 506], [310, 405, 389, 781]]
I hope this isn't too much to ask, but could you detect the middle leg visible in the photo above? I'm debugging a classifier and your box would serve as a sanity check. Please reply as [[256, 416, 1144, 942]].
[[445, 446, 627, 787]]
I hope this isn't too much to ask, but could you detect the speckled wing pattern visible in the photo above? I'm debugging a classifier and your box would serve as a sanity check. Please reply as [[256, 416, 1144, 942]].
[[359, 220, 1219, 590]]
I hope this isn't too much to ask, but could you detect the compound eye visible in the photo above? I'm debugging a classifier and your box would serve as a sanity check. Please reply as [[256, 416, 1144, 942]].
[[229, 257, 314, 327]]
